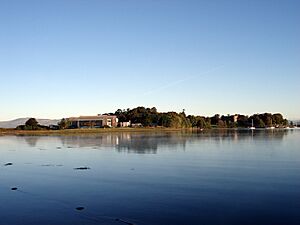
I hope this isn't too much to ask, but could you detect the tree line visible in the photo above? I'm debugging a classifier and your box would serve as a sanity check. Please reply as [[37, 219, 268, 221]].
[[16, 118, 69, 130], [114, 107, 289, 129], [16, 118, 51, 130], [15, 107, 290, 130]]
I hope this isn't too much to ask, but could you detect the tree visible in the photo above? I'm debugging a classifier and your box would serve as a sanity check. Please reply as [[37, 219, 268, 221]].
[[187, 115, 197, 127], [265, 116, 273, 127], [237, 115, 248, 127], [150, 107, 157, 114], [205, 117, 211, 128], [211, 114, 220, 126], [159, 114, 171, 127], [196, 117, 206, 129], [24, 118, 39, 130], [25, 118, 38, 127], [115, 109, 123, 115], [58, 118, 70, 129], [272, 113, 283, 126], [217, 120, 226, 128]]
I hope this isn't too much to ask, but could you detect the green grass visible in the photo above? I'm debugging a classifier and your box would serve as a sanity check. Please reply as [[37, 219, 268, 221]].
[[0, 127, 191, 136]]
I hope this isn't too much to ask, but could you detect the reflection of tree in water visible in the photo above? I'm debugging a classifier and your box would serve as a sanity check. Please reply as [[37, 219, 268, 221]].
[[253, 129, 288, 140], [23, 135, 40, 147], [60, 134, 119, 148], [58, 132, 188, 154], [116, 136, 158, 154], [57, 129, 288, 154], [193, 129, 288, 142], [116, 133, 188, 154]]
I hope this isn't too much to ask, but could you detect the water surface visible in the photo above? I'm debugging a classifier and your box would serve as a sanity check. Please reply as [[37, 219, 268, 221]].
[[1, 130, 300, 225]]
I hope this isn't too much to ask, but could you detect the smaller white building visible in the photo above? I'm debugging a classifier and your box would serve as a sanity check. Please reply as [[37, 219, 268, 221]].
[[119, 121, 131, 127]]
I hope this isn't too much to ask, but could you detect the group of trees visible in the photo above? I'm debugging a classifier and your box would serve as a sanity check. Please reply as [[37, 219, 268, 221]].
[[15, 108, 290, 130], [249, 113, 289, 128], [16, 118, 50, 130], [57, 118, 71, 129], [115, 107, 192, 128], [15, 118, 71, 130], [115, 107, 289, 129]]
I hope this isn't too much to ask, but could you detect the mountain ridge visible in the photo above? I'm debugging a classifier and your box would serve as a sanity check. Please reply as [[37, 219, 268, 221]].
[[0, 118, 59, 128]]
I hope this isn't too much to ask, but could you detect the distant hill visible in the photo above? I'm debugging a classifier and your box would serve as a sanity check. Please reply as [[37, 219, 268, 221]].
[[0, 118, 59, 128]]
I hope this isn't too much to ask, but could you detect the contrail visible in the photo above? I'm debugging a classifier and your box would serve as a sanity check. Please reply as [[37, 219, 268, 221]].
[[143, 65, 224, 96]]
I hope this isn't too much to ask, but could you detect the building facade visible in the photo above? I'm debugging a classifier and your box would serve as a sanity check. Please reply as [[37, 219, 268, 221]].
[[68, 115, 118, 128]]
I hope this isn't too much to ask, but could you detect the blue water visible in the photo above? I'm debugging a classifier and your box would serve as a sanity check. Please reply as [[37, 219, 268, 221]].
[[1, 130, 300, 225]]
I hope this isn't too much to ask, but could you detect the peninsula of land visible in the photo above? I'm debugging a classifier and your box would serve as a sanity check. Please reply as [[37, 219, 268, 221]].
[[0, 106, 296, 136]]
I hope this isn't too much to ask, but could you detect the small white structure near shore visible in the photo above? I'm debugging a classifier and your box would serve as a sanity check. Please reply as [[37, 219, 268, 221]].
[[119, 121, 131, 127]]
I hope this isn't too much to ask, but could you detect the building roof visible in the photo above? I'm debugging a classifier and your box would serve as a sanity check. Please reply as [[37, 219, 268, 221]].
[[68, 115, 117, 121]]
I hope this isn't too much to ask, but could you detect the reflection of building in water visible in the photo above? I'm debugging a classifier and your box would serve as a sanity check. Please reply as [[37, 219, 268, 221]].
[[58, 132, 188, 154], [60, 134, 119, 148], [57, 130, 288, 153]]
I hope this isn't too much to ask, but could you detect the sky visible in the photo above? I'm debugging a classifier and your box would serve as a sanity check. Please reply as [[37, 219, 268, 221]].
[[0, 0, 299, 121]]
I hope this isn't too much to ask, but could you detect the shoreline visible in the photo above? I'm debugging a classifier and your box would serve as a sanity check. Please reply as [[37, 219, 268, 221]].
[[0, 127, 296, 136], [0, 127, 192, 136]]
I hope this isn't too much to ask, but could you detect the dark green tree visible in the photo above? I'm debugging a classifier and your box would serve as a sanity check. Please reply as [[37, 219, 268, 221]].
[[196, 117, 206, 129], [58, 118, 70, 129], [24, 118, 39, 130], [211, 114, 220, 126], [187, 115, 197, 127], [25, 118, 38, 127], [272, 113, 283, 126]]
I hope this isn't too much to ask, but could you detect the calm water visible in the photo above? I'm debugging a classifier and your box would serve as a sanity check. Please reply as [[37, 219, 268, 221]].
[[1, 130, 300, 225]]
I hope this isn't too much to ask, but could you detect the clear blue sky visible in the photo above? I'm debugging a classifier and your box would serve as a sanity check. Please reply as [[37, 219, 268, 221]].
[[0, 0, 299, 120]]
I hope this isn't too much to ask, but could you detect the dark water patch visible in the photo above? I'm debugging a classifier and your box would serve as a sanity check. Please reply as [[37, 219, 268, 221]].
[[41, 164, 55, 167], [6, 185, 120, 224], [74, 167, 90, 170], [40, 164, 64, 167], [76, 206, 85, 211]]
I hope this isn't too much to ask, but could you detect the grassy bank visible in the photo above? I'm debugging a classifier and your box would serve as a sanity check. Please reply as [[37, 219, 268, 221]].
[[0, 127, 191, 136]]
